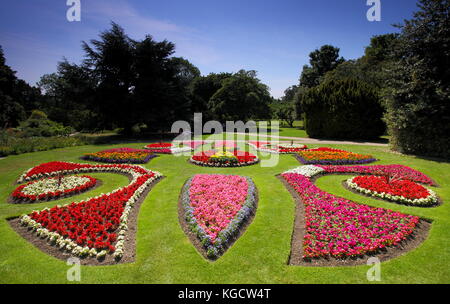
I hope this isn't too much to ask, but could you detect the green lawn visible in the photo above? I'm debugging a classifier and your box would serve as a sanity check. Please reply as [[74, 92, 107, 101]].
[[0, 142, 448, 283]]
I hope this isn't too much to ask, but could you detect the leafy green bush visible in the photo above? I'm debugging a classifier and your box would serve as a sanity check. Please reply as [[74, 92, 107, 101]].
[[384, 0, 450, 159], [301, 78, 385, 139], [18, 110, 74, 137], [0, 133, 87, 157]]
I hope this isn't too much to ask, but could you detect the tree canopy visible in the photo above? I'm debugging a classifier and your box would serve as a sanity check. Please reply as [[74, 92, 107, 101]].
[[384, 0, 450, 158], [209, 70, 272, 121]]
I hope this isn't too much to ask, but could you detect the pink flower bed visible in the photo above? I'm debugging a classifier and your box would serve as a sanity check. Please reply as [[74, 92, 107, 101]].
[[281, 170, 420, 259], [189, 175, 248, 242]]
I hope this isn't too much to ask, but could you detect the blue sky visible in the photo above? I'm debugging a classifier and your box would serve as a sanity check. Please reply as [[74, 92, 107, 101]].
[[0, 0, 420, 98]]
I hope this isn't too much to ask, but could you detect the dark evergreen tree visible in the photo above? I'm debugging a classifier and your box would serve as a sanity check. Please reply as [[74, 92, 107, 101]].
[[301, 78, 384, 139], [385, 0, 450, 158]]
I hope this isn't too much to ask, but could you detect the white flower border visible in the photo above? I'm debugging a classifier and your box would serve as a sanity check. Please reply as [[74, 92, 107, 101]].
[[346, 177, 438, 206], [283, 165, 325, 178], [20, 176, 93, 196], [18, 162, 162, 260]]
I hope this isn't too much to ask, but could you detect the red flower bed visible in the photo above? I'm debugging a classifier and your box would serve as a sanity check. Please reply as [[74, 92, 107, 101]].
[[18, 162, 162, 260], [190, 150, 259, 167], [12, 175, 97, 202], [144, 142, 193, 154], [28, 178, 148, 252], [282, 171, 420, 259], [145, 143, 173, 149], [352, 175, 430, 200], [318, 164, 437, 186]]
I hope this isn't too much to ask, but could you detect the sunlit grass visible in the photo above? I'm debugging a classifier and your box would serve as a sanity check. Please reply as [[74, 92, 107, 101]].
[[0, 141, 448, 283]]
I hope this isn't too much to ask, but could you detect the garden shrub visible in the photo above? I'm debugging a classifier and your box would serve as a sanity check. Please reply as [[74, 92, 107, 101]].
[[383, 0, 450, 159], [301, 78, 385, 140], [19, 110, 74, 137]]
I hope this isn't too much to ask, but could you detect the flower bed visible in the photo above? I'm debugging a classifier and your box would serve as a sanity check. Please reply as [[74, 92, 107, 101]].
[[17, 162, 162, 261], [296, 147, 377, 165], [180, 174, 257, 259], [144, 142, 193, 154], [82, 148, 157, 164], [346, 175, 438, 206], [248, 141, 308, 154], [280, 164, 432, 260], [316, 164, 437, 186], [190, 149, 259, 167], [12, 175, 97, 203]]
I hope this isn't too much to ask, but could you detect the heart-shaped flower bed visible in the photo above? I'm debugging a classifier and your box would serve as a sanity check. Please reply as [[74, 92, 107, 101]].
[[12, 175, 98, 203], [346, 175, 438, 206], [180, 174, 257, 259], [296, 148, 377, 165], [280, 164, 437, 264], [190, 150, 259, 167], [16, 162, 162, 262]]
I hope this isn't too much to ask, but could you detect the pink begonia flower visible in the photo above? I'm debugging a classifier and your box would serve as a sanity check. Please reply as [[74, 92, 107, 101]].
[[189, 175, 248, 242]]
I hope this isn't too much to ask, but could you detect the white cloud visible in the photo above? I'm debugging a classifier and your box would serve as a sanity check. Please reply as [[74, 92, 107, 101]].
[[84, 0, 222, 68]]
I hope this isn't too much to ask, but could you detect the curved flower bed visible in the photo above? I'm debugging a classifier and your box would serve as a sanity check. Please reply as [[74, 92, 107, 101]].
[[12, 175, 97, 203], [296, 148, 377, 165], [82, 148, 157, 164], [144, 142, 193, 154], [280, 164, 434, 260], [346, 175, 438, 206], [248, 141, 308, 154], [317, 164, 437, 186], [180, 174, 257, 259], [190, 150, 259, 167], [17, 162, 162, 261]]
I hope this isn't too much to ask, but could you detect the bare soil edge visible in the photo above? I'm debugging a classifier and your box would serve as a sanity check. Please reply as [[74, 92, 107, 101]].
[[177, 178, 259, 261], [277, 175, 432, 267], [7, 180, 103, 205], [7, 176, 164, 266], [341, 180, 443, 208]]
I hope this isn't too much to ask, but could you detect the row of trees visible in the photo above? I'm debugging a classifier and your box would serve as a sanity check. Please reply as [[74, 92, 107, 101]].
[[1, 0, 448, 158], [0, 47, 42, 129], [278, 0, 449, 158], [1, 23, 272, 135]]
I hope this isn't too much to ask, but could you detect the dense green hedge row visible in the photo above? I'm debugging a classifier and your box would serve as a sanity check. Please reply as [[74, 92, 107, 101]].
[[301, 78, 385, 140], [0, 132, 115, 157]]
